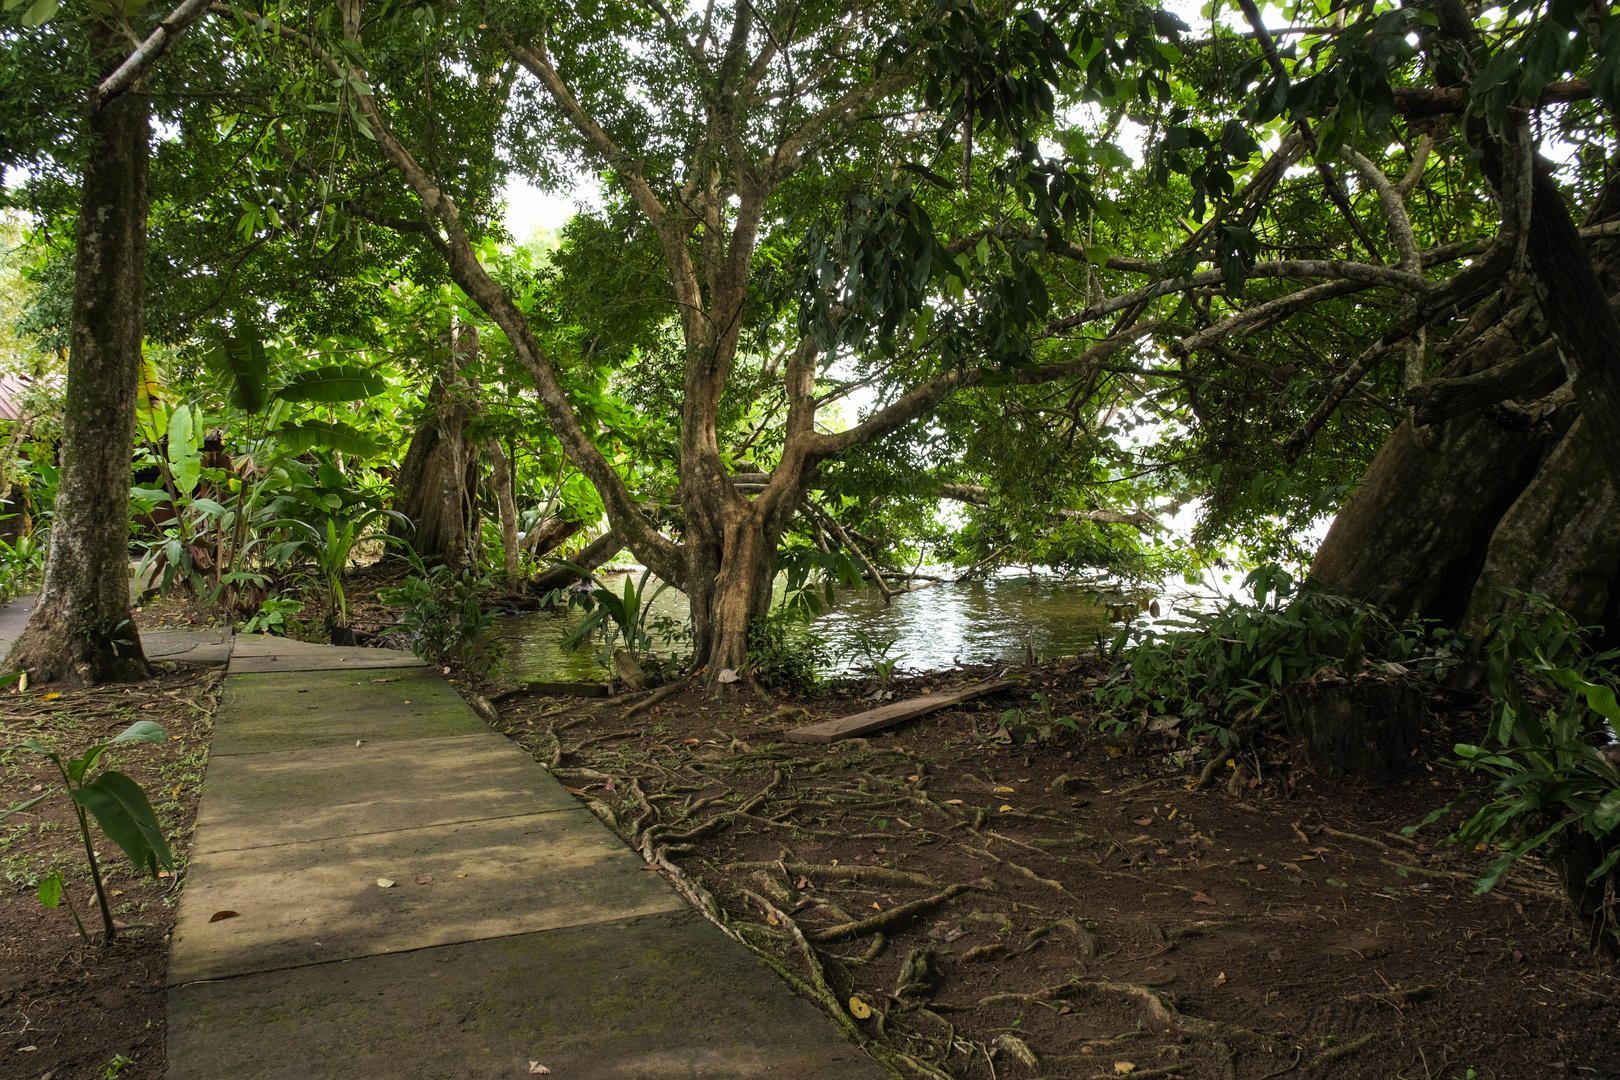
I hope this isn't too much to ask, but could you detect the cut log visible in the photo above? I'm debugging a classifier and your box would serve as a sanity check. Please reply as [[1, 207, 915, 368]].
[[784, 679, 1017, 743]]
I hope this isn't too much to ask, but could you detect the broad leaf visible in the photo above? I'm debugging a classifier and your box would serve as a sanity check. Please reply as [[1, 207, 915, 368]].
[[205, 336, 269, 414], [71, 771, 173, 877], [274, 420, 383, 458], [37, 869, 63, 908], [167, 405, 201, 496], [110, 720, 167, 747], [275, 364, 386, 404], [0, 788, 54, 822]]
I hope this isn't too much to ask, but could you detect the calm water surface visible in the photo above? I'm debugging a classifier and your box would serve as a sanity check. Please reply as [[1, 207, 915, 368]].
[[490, 571, 1141, 684]]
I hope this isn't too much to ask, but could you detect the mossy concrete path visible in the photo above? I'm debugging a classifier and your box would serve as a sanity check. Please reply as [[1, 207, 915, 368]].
[[166, 639, 884, 1079]]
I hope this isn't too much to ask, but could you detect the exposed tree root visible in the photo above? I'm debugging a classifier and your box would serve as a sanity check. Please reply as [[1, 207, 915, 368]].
[[809, 884, 976, 943], [1310, 1032, 1374, 1068]]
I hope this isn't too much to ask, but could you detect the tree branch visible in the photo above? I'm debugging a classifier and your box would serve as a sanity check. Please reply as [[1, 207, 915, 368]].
[[95, 0, 214, 110]]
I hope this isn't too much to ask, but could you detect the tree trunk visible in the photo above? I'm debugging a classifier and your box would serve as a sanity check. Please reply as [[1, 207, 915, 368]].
[[684, 498, 787, 681], [1307, 411, 1558, 626], [6, 40, 149, 685], [484, 437, 519, 578], [1459, 416, 1620, 638], [528, 531, 624, 595], [390, 326, 480, 566]]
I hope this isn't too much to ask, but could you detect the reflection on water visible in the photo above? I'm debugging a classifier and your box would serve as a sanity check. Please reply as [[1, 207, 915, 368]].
[[490, 571, 1129, 685]]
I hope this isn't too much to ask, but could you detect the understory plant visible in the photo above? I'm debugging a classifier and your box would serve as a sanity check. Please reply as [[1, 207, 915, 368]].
[[0, 526, 46, 603], [1096, 564, 1459, 744], [1, 721, 172, 943], [556, 564, 671, 670], [1414, 597, 1620, 952], [377, 548, 505, 675]]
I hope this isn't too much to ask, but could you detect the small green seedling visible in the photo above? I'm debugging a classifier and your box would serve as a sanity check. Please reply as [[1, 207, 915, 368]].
[[3, 720, 174, 943]]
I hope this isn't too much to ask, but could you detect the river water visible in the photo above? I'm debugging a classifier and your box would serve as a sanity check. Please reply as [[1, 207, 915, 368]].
[[489, 571, 1151, 684]]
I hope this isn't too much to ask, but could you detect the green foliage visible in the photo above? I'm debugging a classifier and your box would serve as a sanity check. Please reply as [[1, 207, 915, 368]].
[[1098, 565, 1457, 743], [3, 720, 172, 943], [241, 595, 304, 636], [1415, 598, 1620, 944], [0, 527, 46, 604], [992, 691, 1082, 745], [271, 508, 408, 631], [377, 549, 505, 676], [847, 630, 906, 690], [747, 610, 831, 691], [778, 546, 864, 622], [557, 565, 670, 669]]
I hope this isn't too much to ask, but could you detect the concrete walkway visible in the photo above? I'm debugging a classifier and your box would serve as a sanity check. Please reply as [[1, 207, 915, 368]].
[[165, 638, 884, 1077]]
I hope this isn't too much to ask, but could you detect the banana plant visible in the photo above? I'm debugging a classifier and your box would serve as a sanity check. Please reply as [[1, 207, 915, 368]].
[[559, 565, 671, 667], [268, 507, 409, 635], [2, 721, 172, 944]]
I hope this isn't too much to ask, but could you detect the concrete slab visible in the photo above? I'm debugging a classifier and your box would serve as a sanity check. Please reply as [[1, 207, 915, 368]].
[[230, 633, 426, 673], [169, 811, 683, 983], [0, 591, 36, 658], [214, 668, 485, 756], [191, 733, 579, 854], [142, 626, 233, 664], [167, 909, 886, 1080]]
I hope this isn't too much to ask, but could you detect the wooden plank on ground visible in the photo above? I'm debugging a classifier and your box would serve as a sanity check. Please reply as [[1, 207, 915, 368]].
[[784, 679, 1017, 744]]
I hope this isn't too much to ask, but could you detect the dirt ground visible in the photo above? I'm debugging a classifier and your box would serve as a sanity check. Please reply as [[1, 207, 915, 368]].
[[4, 635, 1616, 1080], [473, 658, 1620, 1080], [0, 666, 220, 1080]]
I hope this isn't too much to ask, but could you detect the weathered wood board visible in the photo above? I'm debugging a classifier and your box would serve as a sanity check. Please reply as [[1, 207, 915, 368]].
[[784, 679, 1017, 743]]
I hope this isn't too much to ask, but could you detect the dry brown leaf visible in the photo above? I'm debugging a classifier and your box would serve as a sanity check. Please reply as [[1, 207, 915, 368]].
[[1133, 816, 1154, 825], [1212, 972, 1228, 986], [208, 910, 240, 923], [416, 875, 433, 885], [796, 876, 811, 889], [528, 1063, 551, 1075], [1191, 892, 1216, 905]]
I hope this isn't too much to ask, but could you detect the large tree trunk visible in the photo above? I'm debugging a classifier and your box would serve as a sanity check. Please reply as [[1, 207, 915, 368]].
[[6, 38, 150, 685], [684, 495, 789, 680], [391, 325, 480, 566], [484, 437, 519, 578]]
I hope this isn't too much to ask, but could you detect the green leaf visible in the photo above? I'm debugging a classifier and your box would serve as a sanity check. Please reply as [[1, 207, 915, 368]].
[[110, 720, 167, 747], [1592, 790, 1620, 835], [1, 788, 54, 822], [274, 420, 383, 458], [275, 364, 386, 403], [204, 337, 269, 414], [70, 770, 173, 878], [167, 405, 201, 496], [37, 869, 62, 908], [21, 0, 58, 25]]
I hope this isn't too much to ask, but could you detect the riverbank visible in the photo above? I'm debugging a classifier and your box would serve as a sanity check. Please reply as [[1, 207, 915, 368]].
[[468, 658, 1619, 1079]]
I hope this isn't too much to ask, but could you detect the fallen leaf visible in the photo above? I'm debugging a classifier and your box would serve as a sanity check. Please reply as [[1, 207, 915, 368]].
[[848, 996, 872, 1019], [158, 870, 171, 879], [416, 875, 433, 885], [945, 799, 964, 805], [42, 692, 59, 701], [999, 804, 1013, 812], [1133, 816, 1154, 826], [993, 785, 1016, 793], [871, 902, 883, 911], [18, 1045, 36, 1052], [1295, 854, 1316, 861], [1104, 746, 1122, 757], [376, 878, 395, 888], [209, 910, 240, 923], [1256, 864, 1268, 871], [1191, 892, 1216, 905], [111, 890, 123, 897], [1166, 808, 1178, 819], [796, 876, 811, 889], [528, 1064, 551, 1075], [1114, 1063, 1135, 1075], [766, 913, 780, 926], [564, 786, 588, 796], [907, 774, 920, 782], [1212, 972, 1227, 986], [456, 873, 467, 878], [1311, 846, 1330, 854], [1058, 1005, 1072, 1015]]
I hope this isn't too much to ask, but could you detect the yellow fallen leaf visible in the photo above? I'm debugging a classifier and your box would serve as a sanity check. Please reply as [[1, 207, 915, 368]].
[[376, 878, 395, 888], [1104, 746, 1122, 757], [945, 799, 964, 805], [1167, 808, 1177, 819], [830, 859, 838, 866], [1114, 1063, 1135, 1075], [848, 996, 872, 1019], [1212, 972, 1227, 986], [994, 785, 1016, 793], [906, 774, 920, 782], [871, 902, 882, 911], [999, 804, 1013, 812], [42, 692, 59, 701], [766, 913, 780, 926]]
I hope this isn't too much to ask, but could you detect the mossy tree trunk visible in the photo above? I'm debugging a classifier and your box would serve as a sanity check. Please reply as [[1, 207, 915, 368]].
[[391, 324, 481, 567], [6, 29, 152, 685]]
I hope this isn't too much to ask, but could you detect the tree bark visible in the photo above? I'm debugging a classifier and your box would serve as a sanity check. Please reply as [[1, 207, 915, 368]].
[[6, 29, 151, 685], [1308, 411, 1558, 626], [528, 530, 625, 596], [484, 436, 519, 578], [390, 325, 480, 566]]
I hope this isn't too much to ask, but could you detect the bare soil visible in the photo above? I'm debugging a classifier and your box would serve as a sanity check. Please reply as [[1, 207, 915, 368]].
[[472, 657, 1620, 1080], [0, 667, 220, 1080]]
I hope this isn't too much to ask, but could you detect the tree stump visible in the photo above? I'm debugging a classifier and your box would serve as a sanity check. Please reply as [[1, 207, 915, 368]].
[[1283, 673, 1427, 780]]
